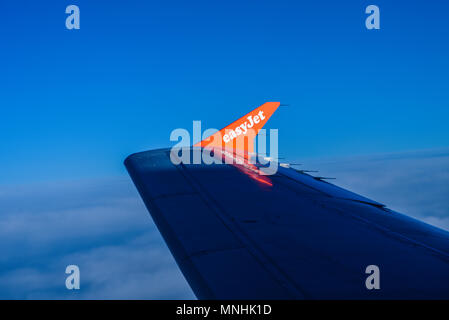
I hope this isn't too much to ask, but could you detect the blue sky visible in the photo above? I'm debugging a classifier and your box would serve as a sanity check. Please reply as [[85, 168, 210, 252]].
[[1, 0, 449, 183], [0, 1, 448, 298]]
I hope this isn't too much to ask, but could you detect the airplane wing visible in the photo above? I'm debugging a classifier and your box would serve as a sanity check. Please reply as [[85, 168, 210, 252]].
[[125, 148, 449, 299], [124, 102, 449, 299]]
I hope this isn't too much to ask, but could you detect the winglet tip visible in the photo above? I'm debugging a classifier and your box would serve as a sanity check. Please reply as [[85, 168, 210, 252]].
[[192, 101, 281, 152]]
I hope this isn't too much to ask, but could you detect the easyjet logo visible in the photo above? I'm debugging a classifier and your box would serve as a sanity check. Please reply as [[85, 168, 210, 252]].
[[171, 101, 281, 176], [223, 111, 266, 143]]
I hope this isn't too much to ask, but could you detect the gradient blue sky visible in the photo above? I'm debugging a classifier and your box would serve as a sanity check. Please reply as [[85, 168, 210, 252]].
[[1, 0, 448, 184], [1, 1, 449, 299]]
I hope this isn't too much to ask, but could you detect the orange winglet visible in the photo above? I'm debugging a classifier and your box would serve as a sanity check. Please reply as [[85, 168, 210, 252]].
[[194, 102, 280, 154]]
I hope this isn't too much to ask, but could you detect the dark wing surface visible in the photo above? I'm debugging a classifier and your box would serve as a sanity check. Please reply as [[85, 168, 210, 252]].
[[125, 148, 449, 299]]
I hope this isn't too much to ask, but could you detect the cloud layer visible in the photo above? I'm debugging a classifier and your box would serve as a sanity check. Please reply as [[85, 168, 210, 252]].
[[0, 148, 448, 299], [0, 178, 195, 299]]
